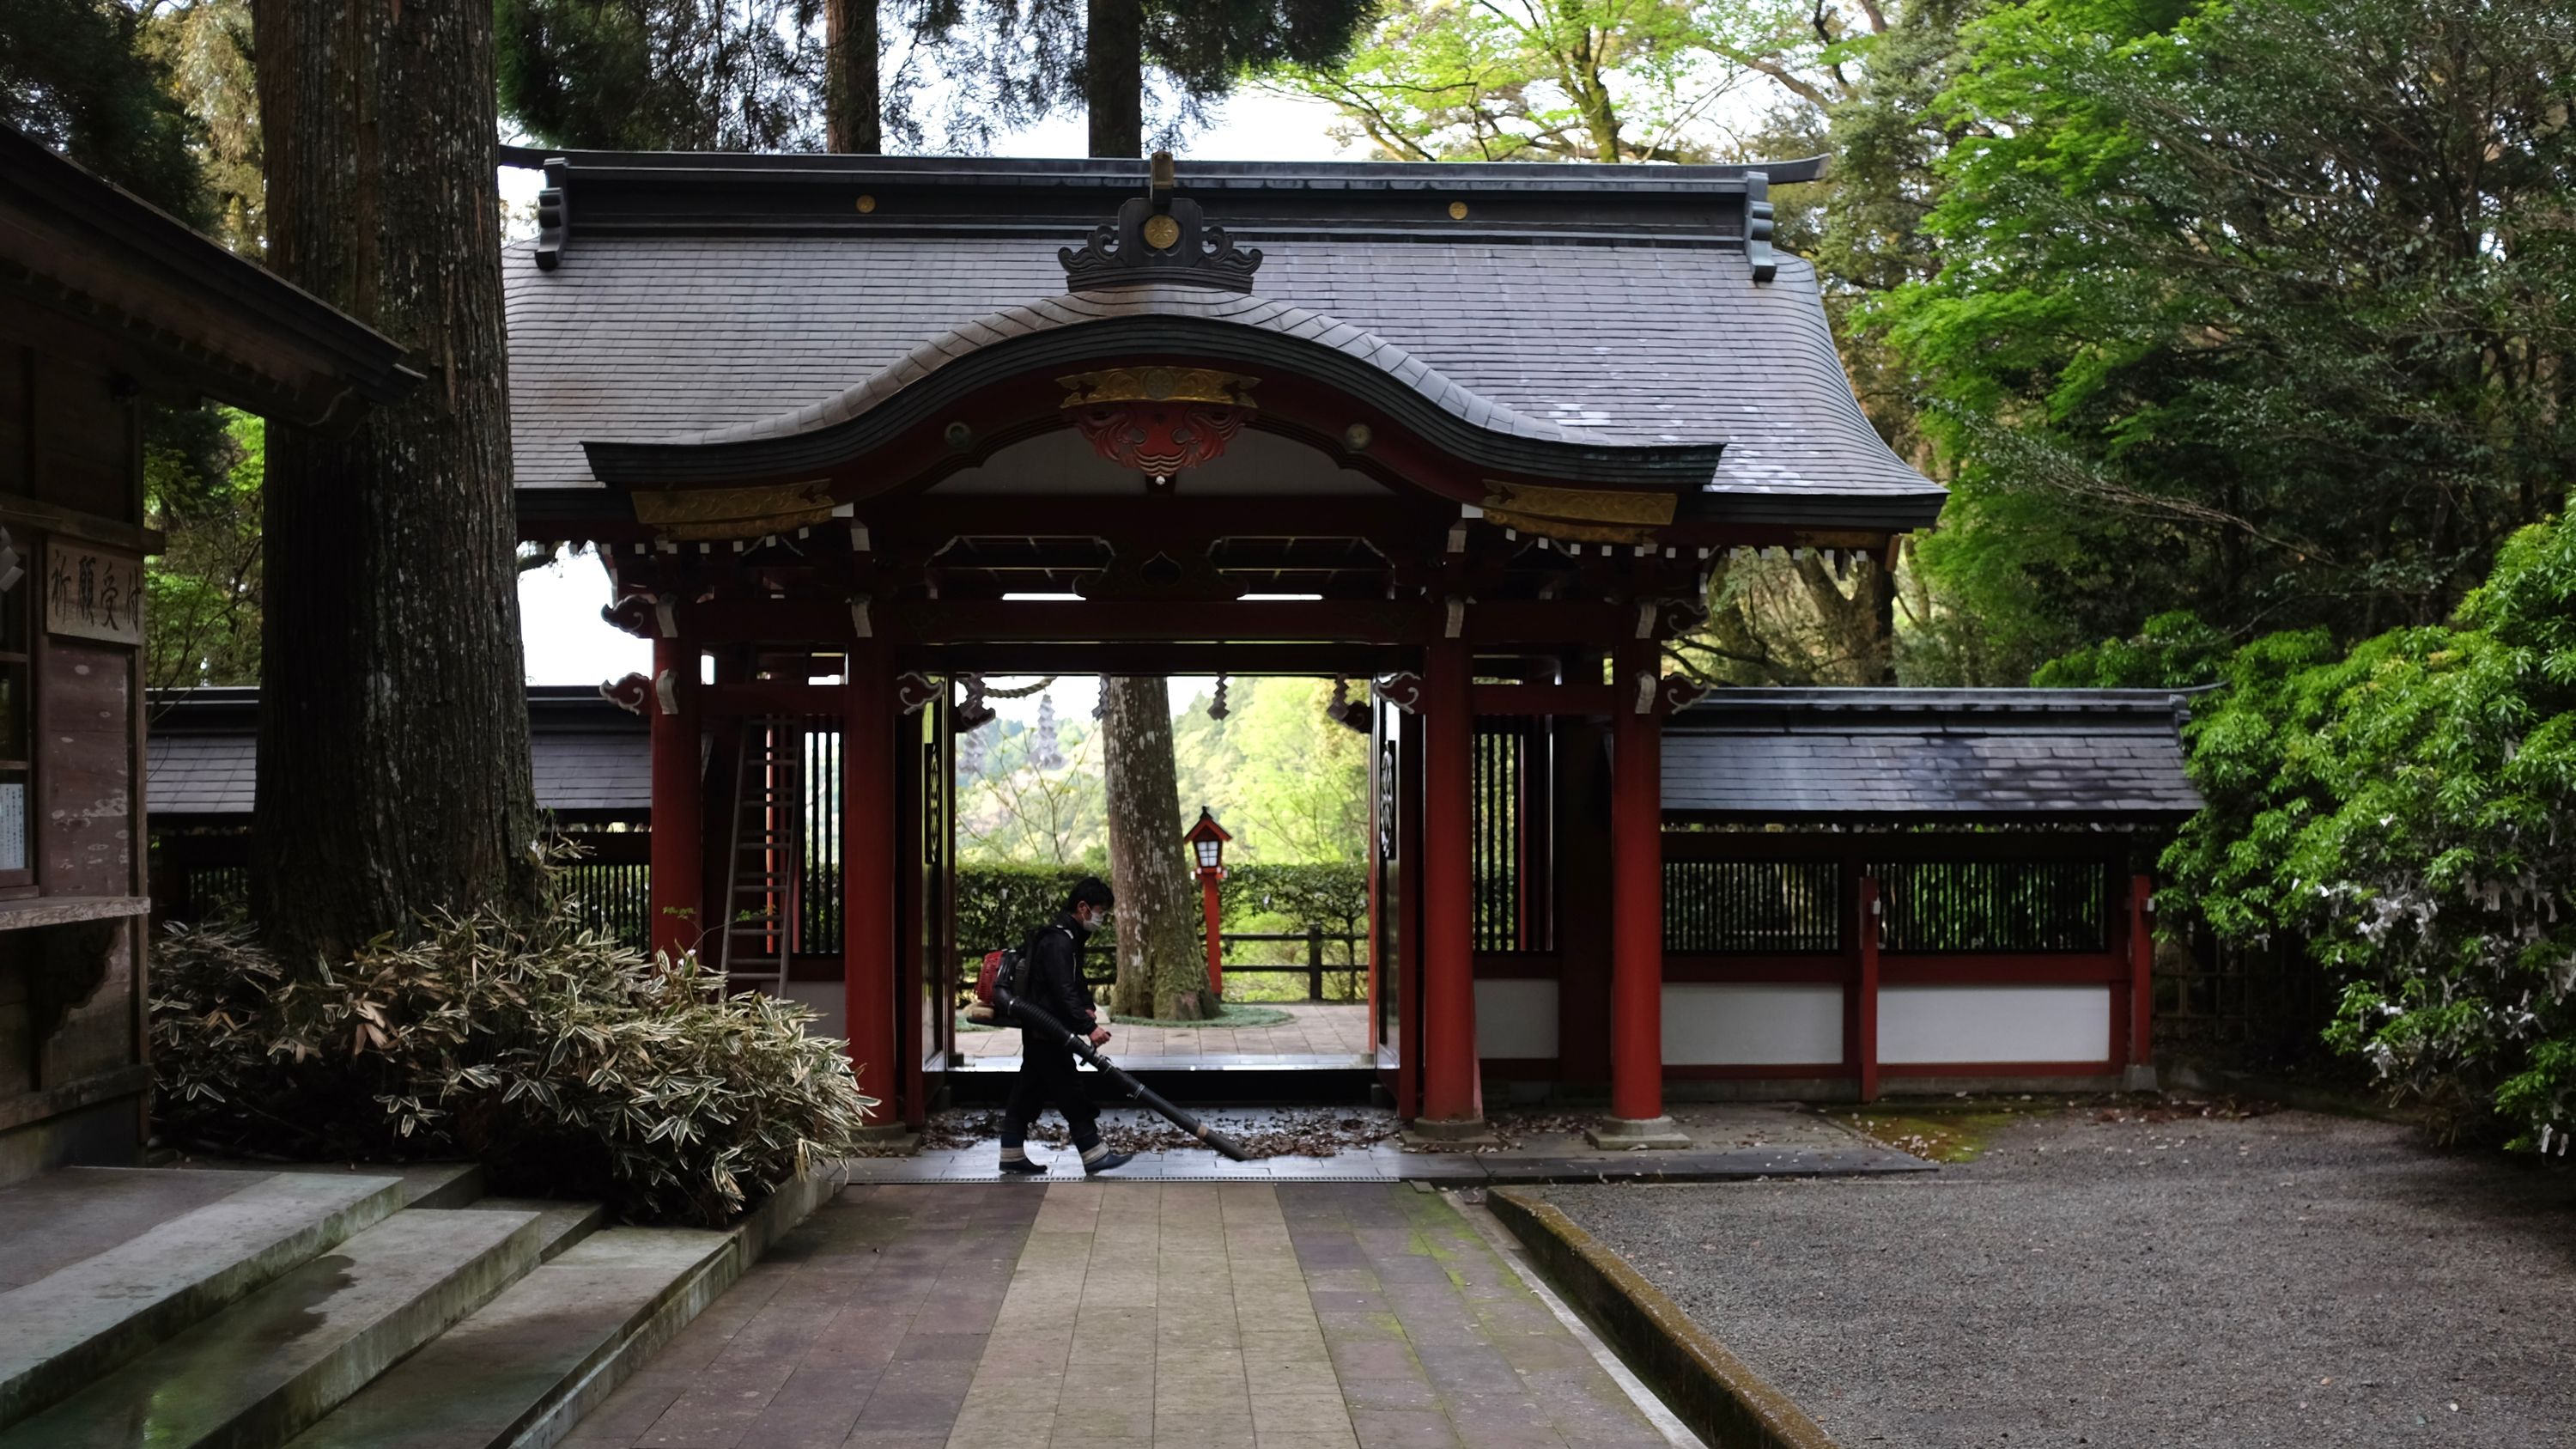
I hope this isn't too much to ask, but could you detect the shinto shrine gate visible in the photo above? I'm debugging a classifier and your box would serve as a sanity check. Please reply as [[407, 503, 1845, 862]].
[[497, 149, 2190, 1144]]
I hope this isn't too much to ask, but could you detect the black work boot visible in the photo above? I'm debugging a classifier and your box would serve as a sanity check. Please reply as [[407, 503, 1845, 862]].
[[998, 1149, 1047, 1176], [1081, 1148, 1133, 1176]]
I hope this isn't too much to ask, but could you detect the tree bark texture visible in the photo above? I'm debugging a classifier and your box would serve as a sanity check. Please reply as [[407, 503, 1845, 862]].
[[1102, 677, 1215, 1020], [250, 0, 543, 962], [824, 0, 880, 153], [1086, 0, 1143, 160]]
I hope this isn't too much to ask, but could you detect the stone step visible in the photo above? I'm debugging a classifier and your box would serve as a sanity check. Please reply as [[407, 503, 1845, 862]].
[[0, 1169, 409, 1428], [0, 1166, 276, 1294], [0, 1205, 552, 1449], [280, 1225, 733, 1449]]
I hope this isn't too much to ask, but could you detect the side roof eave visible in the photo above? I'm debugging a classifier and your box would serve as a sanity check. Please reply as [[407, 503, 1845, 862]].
[[1, 124, 422, 427]]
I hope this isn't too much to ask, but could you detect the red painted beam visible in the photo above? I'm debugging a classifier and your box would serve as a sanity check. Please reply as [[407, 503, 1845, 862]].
[[2129, 874, 2155, 1068], [1471, 682, 1617, 716], [1857, 875, 1882, 1104], [666, 597, 1648, 648], [647, 638, 702, 961], [1608, 643, 1666, 1124], [696, 682, 845, 718], [1419, 633, 1480, 1125], [843, 646, 899, 1125]]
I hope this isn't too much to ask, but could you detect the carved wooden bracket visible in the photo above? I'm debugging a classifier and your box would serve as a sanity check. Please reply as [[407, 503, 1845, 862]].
[[601, 593, 673, 639], [1372, 673, 1424, 715], [896, 673, 942, 715], [1657, 673, 1710, 716], [600, 673, 652, 715]]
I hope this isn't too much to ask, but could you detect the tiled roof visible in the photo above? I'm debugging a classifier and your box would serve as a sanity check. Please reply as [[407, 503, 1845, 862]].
[[1662, 689, 2205, 823], [502, 157, 1941, 527], [145, 688, 649, 819]]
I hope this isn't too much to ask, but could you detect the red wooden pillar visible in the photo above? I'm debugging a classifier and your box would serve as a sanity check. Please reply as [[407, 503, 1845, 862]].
[[647, 637, 702, 961], [1857, 874, 1882, 1104], [1607, 661, 1668, 1127], [1419, 633, 1482, 1128], [842, 644, 898, 1126], [1200, 874, 1224, 998], [2128, 874, 2155, 1075]]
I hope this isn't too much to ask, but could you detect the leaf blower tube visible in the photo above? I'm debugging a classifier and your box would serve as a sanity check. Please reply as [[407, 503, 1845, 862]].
[[997, 986, 1253, 1162]]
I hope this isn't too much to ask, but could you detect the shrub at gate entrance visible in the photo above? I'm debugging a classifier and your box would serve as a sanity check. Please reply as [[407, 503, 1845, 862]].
[[151, 902, 872, 1225], [2065, 516, 2576, 1148]]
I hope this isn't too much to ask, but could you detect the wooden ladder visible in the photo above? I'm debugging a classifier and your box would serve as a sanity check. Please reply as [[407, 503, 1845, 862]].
[[719, 716, 801, 995]]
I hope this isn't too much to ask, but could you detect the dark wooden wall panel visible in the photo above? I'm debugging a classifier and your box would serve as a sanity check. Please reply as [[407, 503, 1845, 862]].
[[39, 642, 134, 895], [0, 347, 27, 496]]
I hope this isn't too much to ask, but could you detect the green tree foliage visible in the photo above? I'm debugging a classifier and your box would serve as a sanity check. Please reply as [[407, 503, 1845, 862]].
[[1267, 0, 1841, 161], [912, 0, 1371, 152], [137, 0, 261, 253], [1879, 0, 2576, 679], [143, 405, 265, 692], [2, 0, 208, 222], [956, 705, 1108, 866], [496, 0, 832, 150], [2152, 516, 2576, 1148], [1202, 677, 1369, 863]]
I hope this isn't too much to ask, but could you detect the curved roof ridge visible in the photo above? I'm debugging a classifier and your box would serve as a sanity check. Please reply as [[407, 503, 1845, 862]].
[[668, 283, 1676, 454]]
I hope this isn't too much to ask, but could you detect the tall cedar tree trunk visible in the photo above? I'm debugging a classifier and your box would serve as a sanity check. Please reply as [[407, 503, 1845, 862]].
[[1102, 679, 1213, 1019], [1086, 7, 1211, 1020], [250, 0, 544, 962], [825, 0, 880, 152]]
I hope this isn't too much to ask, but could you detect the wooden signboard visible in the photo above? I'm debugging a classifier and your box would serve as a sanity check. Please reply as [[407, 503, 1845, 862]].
[[43, 539, 142, 647]]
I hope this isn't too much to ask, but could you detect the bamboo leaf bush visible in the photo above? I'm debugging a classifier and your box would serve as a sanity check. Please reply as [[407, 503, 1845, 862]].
[[150, 899, 872, 1225]]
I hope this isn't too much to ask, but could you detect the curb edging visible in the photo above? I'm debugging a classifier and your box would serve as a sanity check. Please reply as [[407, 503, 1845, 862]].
[[1486, 1187, 1840, 1449]]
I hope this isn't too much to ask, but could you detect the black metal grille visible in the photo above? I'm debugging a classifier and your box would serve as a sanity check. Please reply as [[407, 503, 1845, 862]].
[[558, 861, 652, 951], [1871, 859, 2107, 953], [1472, 721, 1549, 952], [1663, 859, 1841, 953], [799, 725, 842, 954]]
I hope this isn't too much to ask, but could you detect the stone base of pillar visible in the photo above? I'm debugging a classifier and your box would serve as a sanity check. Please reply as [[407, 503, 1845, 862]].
[[1402, 1116, 1501, 1151], [2122, 1063, 2160, 1093], [1584, 1116, 1693, 1151]]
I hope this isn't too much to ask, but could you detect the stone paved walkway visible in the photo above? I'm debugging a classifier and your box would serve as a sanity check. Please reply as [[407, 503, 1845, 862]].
[[954, 1002, 1372, 1064], [562, 1183, 1680, 1448]]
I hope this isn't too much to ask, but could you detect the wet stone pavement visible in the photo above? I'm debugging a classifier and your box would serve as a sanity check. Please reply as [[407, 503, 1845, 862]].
[[562, 1182, 1679, 1449]]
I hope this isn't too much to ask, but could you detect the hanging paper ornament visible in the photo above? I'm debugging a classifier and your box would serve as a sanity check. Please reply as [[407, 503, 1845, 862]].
[[1208, 675, 1230, 721]]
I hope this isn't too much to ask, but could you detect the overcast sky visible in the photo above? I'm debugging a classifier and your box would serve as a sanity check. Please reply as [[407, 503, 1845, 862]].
[[513, 88, 1355, 703]]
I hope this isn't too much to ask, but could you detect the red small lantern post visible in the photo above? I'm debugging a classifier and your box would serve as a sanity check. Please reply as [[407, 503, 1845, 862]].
[[1185, 806, 1232, 999]]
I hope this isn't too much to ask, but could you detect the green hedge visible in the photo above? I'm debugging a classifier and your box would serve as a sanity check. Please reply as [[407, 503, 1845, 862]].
[[954, 861, 1369, 955]]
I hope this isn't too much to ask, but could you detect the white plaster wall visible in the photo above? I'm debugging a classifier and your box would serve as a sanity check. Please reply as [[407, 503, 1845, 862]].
[[1879, 984, 2111, 1064], [1475, 979, 1560, 1059], [781, 982, 847, 1043], [1662, 983, 1844, 1066]]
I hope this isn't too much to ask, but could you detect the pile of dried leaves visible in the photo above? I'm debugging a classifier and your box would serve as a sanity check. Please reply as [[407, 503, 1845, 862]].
[[920, 1106, 1400, 1159], [2093, 1094, 2279, 1125]]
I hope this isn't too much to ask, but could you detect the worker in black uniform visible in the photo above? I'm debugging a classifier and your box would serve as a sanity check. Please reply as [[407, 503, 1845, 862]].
[[999, 876, 1133, 1176]]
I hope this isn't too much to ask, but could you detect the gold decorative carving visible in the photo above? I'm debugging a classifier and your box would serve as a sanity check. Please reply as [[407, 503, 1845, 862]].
[[630, 481, 839, 541], [1059, 368, 1260, 409], [1142, 213, 1182, 249], [1479, 480, 1679, 546]]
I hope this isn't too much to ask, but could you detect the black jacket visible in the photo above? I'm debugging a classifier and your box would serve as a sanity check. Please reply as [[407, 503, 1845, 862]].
[[1018, 910, 1098, 1038]]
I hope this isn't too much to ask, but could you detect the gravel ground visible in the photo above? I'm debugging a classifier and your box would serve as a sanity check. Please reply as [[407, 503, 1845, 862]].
[[1543, 1105, 2576, 1449]]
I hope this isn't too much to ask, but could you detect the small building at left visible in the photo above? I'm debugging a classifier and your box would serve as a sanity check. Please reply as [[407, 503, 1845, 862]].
[[0, 123, 418, 1184]]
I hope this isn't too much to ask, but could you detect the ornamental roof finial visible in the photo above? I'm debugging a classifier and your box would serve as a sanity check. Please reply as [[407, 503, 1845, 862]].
[[1060, 155, 1262, 294]]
